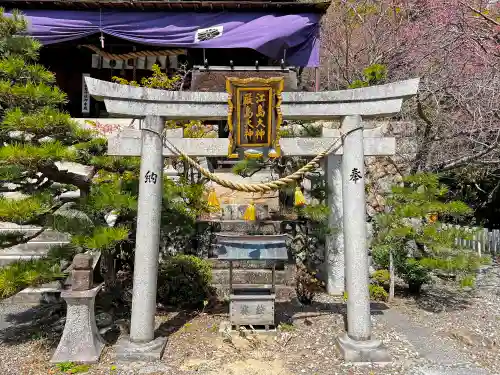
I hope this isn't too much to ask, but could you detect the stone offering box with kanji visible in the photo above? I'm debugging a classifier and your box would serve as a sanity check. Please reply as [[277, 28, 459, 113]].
[[215, 233, 288, 331]]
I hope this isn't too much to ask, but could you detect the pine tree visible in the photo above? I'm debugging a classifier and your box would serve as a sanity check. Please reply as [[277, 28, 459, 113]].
[[371, 173, 490, 294], [0, 9, 207, 299]]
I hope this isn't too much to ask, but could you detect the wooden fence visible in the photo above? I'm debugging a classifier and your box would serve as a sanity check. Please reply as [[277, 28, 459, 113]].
[[442, 224, 500, 256]]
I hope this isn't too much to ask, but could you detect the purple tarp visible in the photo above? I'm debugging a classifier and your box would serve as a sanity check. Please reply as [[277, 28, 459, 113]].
[[8, 10, 320, 67]]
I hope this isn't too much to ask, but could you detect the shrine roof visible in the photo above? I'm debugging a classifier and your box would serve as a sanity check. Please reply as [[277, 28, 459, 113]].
[[2, 0, 331, 13]]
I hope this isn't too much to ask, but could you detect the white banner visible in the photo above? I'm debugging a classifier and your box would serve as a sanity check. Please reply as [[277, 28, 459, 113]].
[[81, 74, 90, 114], [195, 26, 223, 43]]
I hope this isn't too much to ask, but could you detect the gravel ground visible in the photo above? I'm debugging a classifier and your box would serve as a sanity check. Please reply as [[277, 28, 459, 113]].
[[0, 266, 498, 375], [390, 265, 500, 374]]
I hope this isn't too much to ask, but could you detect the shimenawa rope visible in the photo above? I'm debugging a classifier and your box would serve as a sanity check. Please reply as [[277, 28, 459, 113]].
[[141, 126, 362, 193]]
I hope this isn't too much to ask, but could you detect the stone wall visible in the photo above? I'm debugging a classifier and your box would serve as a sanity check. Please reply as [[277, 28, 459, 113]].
[[309, 119, 417, 217], [364, 121, 417, 218]]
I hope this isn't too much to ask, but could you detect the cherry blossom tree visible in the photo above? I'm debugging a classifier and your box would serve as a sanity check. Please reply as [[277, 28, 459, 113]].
[[314, 0, 500, 172]]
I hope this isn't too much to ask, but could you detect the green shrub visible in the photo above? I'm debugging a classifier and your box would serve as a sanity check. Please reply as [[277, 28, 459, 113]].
[[371, 269, 390, 286], [400, 259, 432, 294], [371, 173, 476, 294], [157, 255, 213, 307], [343, 285, 388, 302], [368, 284, 388, 301], [55, 362, 90, 374], [459, 274, 476, 288]]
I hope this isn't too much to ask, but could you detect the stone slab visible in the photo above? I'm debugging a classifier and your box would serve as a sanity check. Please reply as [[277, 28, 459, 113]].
[[114, 336, 167, 362], [0, 242, 66, 255], [279, 137, 396, 156], [197, 220, 283, 234], [230, 295, 275, 326], [0, 227, 70, 242], [1, 283, 63, 305], [86, 77, 419, 104], [211, 269, 291, 285], [280, 99, 404, 120], [322, 127, 386, 138], [107, 128, 396, 157], [86, 77, 419, 120], [218, 203, 270, 220], [215, 284, 295, 301], [71, 270, 92, 291], [208, 258, 292, 270], [283, 78, 420, 102]]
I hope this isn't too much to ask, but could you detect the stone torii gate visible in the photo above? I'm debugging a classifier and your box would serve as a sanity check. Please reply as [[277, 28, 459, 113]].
[[85, 76, 419, 362]]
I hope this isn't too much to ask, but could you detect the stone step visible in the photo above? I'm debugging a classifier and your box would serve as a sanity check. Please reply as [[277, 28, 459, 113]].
[[0, 228, 70, 242], [0, 226, 70, 266], [208, 258, 292, 270], [0, 255, 44, 267], [1, 282, 64, 305], [212, 269, 294, 285], [213, 284, 296, 301], [218, 204, 270, 220], [1, 241, 68, 255], [0, 241, 69, 267], [197, 220, 283, 234]]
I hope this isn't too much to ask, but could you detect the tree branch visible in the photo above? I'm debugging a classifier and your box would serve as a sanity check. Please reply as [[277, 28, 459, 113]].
[[473, 160, 500, 165], [24, 200, 66, 226], [39, 164, 93, 198], [0, 227, 45, 249], [460, 2, 500, 26], [428, 132, 500, 171], [411, 96, 434, 174]]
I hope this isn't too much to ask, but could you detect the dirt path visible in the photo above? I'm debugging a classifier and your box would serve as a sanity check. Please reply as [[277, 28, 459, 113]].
[[1, 266, 498, 375]]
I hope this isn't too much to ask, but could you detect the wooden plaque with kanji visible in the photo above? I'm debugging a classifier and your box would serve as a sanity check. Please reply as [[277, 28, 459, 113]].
[[226, 77, 284, 159]]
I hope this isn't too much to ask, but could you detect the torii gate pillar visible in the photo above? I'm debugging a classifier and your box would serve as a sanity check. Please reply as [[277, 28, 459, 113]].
[[337, 115, 388, 361]]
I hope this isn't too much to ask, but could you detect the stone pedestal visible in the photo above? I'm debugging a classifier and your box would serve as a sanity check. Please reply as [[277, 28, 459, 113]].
[[336, 334, 390, 364], [50, 284, 105, 364], [114, 336, 167, 361]]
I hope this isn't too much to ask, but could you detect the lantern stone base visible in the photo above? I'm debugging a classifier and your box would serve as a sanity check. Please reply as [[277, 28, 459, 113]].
[[336, 333, 391, 364], [50, 284, 105, 364], [114, 336, 167, 361]]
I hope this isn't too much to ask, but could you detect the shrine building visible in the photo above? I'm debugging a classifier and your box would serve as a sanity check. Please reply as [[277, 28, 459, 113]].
[[3, 0, 330, 119]]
